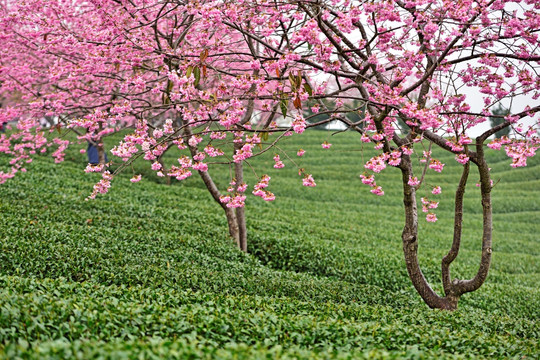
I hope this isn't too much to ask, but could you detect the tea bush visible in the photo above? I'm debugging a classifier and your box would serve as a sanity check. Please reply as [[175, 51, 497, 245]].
[[0, 129, 538, 358]]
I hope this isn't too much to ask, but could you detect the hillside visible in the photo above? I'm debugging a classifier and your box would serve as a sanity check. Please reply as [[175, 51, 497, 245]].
[[0, 129, 539, 359]]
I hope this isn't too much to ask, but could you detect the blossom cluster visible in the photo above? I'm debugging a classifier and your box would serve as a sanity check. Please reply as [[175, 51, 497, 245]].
[[252, 175, 275, 201], [220, 179, 248, 208], [360, 173, 384, 196]]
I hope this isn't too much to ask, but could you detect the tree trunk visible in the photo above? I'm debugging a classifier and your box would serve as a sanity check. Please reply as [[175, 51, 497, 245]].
[[97, 143, 106, 164], [398, 148, 493, 311], [400, 154, 458, 310], [183, 124, 247, 250], [234, 143, 248, 252], [225, 207, 241, 246], [191, 161, 242, 247]]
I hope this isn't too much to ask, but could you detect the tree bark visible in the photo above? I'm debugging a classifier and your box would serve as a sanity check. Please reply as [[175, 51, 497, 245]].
[[183, 124, 245, 249], [399, 144, 493, 310], [97, 143, 106, 164], [441, 161, 469, 298], [399, 155, 457, 310], [451, 141, 493, 295], [234, 143, 248, 252]]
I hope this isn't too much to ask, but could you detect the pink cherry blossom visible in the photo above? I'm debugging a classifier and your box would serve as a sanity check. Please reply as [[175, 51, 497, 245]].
[[237, 183, 248, 193], [292, 114, 306, 134], [370, 186, 385, 196], [302, 174, 316, 187], [130, 175, 142, 183], [0, 0, 538, 305], [262, 191, 275, 201], [273, 154, 285, 169], [225, 194, 247, 208], [87, 171, 113, 200], [429, 159, 445, 173], [408, 176, 420, 187], [388, 150, 402, 166], [192, 162, 208, 172], [360, 174, 375, 185], [455, 154, 470, 164], [365, 154, 387, 173]]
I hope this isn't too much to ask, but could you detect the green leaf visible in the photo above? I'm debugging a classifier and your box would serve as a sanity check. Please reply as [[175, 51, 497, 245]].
[[303, 83, 313, 97], [289, 73, 297, 91], [280, 99, 288, 119], [296, 73, 302, 89], [194, 67, 201, 87]]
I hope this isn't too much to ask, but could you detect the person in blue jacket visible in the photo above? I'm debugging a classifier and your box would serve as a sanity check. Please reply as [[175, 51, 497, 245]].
[[87, 141, 108, 164]]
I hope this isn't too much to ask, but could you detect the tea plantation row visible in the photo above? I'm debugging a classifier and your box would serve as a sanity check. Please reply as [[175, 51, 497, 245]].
[[0, 129, 538, 358]]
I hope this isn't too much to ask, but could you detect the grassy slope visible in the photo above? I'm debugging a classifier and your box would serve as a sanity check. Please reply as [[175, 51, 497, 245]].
[[0, 129, 538, 359]]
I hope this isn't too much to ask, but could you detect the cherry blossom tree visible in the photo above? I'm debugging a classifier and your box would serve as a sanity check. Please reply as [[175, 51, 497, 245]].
[[0, 0, 269, 250], [1, 0, 539, 310]]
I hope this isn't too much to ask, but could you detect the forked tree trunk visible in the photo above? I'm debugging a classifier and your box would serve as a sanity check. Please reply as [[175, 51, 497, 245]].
[[399, 141, 493, 310]]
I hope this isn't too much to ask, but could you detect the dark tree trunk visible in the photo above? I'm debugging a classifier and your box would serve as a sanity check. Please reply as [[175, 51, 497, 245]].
[[398, 143, 493, 310], [399, 154, 458, 310]]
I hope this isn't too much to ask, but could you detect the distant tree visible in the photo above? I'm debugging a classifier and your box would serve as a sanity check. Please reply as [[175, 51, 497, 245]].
[[490, 104, 511, 138]]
